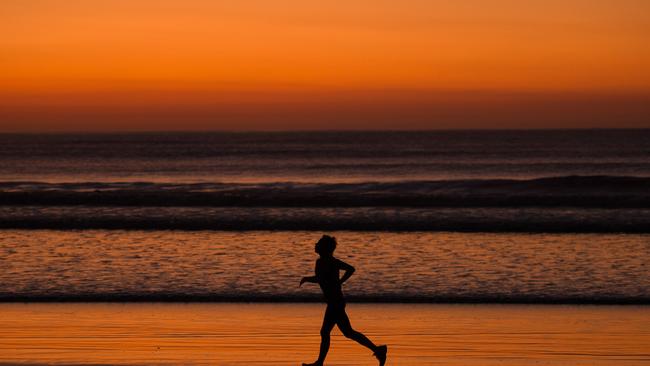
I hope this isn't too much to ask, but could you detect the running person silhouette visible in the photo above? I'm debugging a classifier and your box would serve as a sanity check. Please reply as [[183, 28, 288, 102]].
[[299, 235, 387, 366]]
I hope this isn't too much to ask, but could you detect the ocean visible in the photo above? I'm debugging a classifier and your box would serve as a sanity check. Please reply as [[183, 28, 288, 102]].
[[2, 130, 650, 183], [0, 130, 649, 303]]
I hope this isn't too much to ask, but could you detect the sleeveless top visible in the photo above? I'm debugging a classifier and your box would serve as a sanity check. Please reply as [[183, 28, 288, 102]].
[[315, 257, 345, 304]]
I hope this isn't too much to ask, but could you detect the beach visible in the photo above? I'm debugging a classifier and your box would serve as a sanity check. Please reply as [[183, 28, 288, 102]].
[[1, 303, 648, 365], [1, 131, 648, 364]]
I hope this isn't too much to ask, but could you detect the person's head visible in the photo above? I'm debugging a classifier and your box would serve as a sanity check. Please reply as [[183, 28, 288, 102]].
[[315, 235, 337, 257]]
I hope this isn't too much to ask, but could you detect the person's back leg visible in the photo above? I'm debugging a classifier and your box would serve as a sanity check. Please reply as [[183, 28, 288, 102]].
[[336, 308, 377, 351], [337, 308, 387, 365]]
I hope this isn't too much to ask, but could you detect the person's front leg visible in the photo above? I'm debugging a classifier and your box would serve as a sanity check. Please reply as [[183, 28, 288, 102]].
[[304, 309, 335, 366]]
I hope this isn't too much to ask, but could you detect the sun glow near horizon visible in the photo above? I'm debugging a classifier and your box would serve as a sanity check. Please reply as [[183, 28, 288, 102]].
[[1, 0, 649, 131]]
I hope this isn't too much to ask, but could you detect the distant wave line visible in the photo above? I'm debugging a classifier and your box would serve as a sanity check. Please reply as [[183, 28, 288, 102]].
[[0, 175, 649, 208], [1, 206, 649, 233], [0, 293, 647, 305]]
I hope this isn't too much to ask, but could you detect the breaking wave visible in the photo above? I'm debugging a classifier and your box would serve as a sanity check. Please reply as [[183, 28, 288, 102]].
[[1, 175, 649, 208]]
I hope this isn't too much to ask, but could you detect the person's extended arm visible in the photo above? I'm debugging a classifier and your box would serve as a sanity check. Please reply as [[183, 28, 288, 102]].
[[299, 276, 318, 287], [337, 259, 355, 285]]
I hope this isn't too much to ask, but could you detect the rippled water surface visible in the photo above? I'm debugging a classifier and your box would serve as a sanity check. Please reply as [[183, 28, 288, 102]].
[[1, 230, 647, 302]]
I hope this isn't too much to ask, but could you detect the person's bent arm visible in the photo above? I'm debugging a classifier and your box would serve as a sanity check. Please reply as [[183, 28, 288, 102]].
[[337, 260, 355, 285]]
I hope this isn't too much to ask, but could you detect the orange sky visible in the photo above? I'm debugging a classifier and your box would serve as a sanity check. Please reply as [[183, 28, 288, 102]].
[[1, 0, 649, 131]]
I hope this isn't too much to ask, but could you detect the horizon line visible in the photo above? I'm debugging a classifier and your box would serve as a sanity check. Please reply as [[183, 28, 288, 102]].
[[2, 127, 650, 135]]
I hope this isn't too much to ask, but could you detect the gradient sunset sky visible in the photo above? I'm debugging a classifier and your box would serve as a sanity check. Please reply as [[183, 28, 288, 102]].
[[1, 0, 649, 131]]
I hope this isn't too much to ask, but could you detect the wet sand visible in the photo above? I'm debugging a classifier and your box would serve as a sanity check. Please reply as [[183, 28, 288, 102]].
[[0, 303, 648, 365]]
